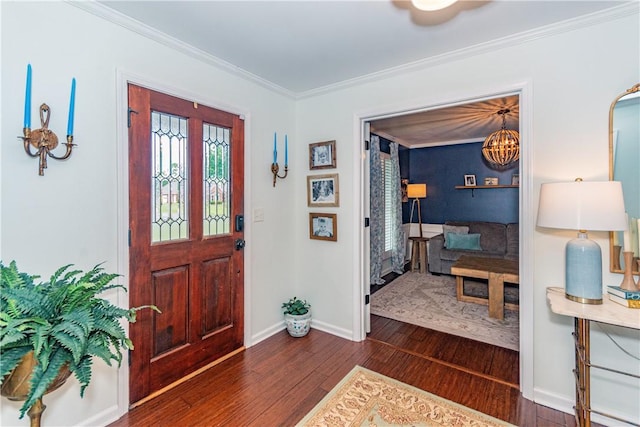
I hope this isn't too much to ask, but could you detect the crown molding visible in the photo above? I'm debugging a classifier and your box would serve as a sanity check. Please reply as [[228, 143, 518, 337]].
[[68, 1, 297, 99], [70, 1, 637, 100], [297, 2, 639, 99]]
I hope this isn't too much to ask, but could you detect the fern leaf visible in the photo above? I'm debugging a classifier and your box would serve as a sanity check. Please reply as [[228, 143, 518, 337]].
[[70, 356, 93, 397], [19, 347, 70, 418], [86, 335, 119, 366], [0, 346, 31, 381], [51, 323, 87, 364]]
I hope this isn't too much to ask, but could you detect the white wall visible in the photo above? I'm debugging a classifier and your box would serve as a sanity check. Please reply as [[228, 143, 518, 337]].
[[2, 1, 639, 426], [293, 6, 639, 425], [1, 2, 296, 426]]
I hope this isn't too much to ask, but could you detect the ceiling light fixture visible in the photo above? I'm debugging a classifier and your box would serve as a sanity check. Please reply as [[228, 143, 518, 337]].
[[411, 0, 457, 11], [482, 109, 520, 166]]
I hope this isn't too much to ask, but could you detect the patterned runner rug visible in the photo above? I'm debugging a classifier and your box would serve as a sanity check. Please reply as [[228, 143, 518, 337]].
[[371, 272, 519, 351], [297, 366, 515, 426]]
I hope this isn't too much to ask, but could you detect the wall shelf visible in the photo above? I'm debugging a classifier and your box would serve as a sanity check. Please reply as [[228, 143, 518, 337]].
[[455, 185, 519, 196], [455, 185, 519, 189]]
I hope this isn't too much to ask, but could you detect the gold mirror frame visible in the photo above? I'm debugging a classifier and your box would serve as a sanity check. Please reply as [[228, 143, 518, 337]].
[[609, 83, 640, 275]]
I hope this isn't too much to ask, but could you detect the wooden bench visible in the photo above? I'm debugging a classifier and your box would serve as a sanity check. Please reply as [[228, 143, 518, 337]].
[[450, 255, 519, 320]]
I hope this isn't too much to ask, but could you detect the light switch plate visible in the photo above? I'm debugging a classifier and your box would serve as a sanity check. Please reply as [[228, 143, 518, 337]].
[[253, 208, 264, 222]]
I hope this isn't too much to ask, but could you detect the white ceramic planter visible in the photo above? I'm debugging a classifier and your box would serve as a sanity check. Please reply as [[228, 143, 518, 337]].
[[284, 311, 312, 337]]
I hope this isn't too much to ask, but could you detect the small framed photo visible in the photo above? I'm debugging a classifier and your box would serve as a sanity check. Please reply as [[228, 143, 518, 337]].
[[401, 178, 409, 203], [307, 174, 339, 207], [511, 174, 520, 186], [464, 174, 476, 186], [484, 177, 498, 186], [309, 140, 336, 170], [309, 213, 337, 241]]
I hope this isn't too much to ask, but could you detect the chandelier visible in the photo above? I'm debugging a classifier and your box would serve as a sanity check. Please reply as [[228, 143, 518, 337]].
[[482, 109, 520, 166]]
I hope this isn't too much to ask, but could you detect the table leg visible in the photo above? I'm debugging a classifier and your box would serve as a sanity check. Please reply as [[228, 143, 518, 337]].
[[488, 272, 505, 320], [456, 276, 463, 301], [575, 317, 591, 427], [411, 242, 419, 272], [418, 241, 427, 274]]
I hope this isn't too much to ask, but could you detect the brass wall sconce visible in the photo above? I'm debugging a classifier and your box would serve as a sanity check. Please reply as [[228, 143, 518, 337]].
[[19, 64, 76, 176], [271, 132, 289, 187], [21, 104, 75, 176]]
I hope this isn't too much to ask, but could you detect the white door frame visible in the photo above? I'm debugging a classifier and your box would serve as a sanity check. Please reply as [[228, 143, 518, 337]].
[[352, 81, 534, 399]]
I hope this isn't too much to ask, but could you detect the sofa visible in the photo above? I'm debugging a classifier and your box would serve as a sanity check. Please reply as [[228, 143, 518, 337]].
[[428, 221, 519, 275]]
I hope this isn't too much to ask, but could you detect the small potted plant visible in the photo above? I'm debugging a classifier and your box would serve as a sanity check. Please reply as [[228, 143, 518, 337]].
[[281, 297, 311, 337], [0, 261, 159, 425]]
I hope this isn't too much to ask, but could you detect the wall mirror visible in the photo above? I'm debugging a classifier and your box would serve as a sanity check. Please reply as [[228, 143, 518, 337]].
[[609, 83, 640, 275]]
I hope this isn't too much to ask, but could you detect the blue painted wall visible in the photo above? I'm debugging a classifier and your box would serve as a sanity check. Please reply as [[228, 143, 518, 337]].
[[401, 142, 519, 224]]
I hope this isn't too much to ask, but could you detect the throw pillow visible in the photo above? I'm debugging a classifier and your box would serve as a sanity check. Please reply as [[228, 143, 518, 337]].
[[442, 225, 469, 246], [446, 233, 482, 251]]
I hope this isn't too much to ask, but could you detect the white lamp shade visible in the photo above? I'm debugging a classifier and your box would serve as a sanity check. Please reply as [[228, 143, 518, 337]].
[[537, 181, 627, 231], [407, 183, 427, 199]]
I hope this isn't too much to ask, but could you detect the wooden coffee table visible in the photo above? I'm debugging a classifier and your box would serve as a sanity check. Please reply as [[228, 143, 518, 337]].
[[450, 255, 519, 320]]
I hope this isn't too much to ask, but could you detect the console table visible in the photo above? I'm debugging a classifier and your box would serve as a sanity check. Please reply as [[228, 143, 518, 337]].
[[546, 287, 640, 426]]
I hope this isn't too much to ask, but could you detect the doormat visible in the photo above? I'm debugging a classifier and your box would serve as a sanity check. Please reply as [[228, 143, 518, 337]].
[[297, 366, 515, 426]]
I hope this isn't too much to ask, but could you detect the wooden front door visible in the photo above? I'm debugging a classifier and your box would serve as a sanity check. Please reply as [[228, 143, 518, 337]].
[[127, 84, 245, 404]]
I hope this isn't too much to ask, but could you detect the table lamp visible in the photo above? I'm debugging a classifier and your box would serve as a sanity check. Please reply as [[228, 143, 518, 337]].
[[537, 179, 627, 304], [407, 183, 427, 238]]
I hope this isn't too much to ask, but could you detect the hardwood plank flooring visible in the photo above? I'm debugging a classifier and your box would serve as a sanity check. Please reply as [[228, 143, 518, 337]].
[[108, 315, 595, 427]]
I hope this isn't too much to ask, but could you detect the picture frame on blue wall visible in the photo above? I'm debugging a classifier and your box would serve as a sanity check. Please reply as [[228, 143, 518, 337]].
[[464, 175, 476, 186], [511, 174, 520, 186], [401, 179, 409, 202]]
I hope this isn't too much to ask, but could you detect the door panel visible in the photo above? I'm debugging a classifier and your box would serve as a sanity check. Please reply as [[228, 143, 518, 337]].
[[128, 84, 244, 404]]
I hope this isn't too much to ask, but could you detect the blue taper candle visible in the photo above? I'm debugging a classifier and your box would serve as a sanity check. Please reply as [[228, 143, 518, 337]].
[[273, 132, 277, 163], [67, 78, 76, 136], [24, 64, 32, 128], [285, 135, 288, 167]]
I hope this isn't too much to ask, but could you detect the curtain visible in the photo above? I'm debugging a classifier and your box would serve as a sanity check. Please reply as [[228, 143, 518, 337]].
[[369, 135, 385, 285], [390, 142, 405, 273]]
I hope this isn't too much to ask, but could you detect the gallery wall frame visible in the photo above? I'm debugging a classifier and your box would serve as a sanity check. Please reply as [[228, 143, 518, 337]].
[[309, 140, 337, 170], [309, 212, 338, 241], [307, 173, 339, 207]]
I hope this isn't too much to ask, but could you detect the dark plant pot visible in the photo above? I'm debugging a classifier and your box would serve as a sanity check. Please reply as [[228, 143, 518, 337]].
[[284, 311, 312, 337]]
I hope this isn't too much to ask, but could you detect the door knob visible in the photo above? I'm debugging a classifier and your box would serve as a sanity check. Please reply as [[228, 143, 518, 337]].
[[235, 239, 246, 250]]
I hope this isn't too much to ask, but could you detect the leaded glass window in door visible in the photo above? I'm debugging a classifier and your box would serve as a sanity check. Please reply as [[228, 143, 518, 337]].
[[151, 111, 188, 243], [203, 123, 231, 236]]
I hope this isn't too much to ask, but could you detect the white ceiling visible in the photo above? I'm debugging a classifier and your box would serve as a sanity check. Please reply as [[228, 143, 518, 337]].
[[90, 0, 627, 146]]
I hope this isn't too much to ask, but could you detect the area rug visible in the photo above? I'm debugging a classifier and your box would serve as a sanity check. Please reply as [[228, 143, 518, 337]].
[[371, 272, 519, 351], [297, 366, 515, 426]]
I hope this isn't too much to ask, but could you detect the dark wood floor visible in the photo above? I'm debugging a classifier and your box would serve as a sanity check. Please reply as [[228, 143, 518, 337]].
[[108, 315, 588, 427]]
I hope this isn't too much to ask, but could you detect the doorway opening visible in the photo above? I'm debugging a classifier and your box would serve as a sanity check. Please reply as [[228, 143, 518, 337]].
[[357, 84, 534, 398]]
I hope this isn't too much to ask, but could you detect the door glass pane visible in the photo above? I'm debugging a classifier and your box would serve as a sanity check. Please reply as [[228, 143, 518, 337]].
[[151, 111, 188, 243], [203, 123, 231, 236]]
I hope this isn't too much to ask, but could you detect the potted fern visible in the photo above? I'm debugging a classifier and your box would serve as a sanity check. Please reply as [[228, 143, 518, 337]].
[[0, 261, 158, 425], [282, 297, 311, 337]]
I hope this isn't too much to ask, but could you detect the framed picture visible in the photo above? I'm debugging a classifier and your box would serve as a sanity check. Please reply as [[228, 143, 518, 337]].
[[309, 140, 336, 170], [464, 174, 476, 186], [309, 213, 337, 241], [511, 174, 520, 186], [307, 173, 339, 207], [484, 177, 498, 186], [401, 178, 409, 203]]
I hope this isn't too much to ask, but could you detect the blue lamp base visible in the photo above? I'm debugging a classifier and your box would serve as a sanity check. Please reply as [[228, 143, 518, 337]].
[[565, 232, 603, 304]]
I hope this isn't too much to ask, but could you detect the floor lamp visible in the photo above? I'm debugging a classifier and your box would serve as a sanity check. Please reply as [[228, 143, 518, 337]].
[[407, 183, 427, 238]]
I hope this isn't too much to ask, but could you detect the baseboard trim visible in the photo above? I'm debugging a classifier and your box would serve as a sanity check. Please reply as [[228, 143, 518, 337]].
[[533, 387, 636, 426]]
